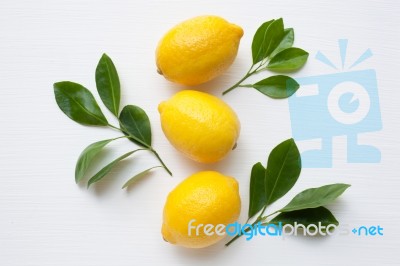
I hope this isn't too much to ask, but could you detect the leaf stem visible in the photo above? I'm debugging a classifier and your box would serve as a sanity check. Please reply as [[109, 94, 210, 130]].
[[222, 63, 258, 95], [260, 211, 279, 221], [225, 218, 260, 247], [222, 61, 269, 95], [108, 123, 121, 131], [122, 165, 163, 189], [225, 210, 280, 247], [222, 73, 251, 95], [253, 66, 269, 74], [107, 124, 173, 176], [238, 84, 254, 88], [150, 148, 172, 176], [113, 135, 128, 140], [259, 205, 268, 218]]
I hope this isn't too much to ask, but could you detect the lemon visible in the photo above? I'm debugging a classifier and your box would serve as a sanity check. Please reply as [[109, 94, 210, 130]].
[[156, 15, 244, 86], [162, 171, 241, 248], [158, 90, 240, 163]]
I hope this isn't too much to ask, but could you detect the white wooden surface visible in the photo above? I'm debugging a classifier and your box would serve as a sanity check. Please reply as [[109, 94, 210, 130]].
[[1, 0, 399, 265]]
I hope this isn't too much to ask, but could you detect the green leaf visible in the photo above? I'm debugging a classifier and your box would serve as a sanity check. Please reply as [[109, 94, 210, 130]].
[[54, 81, 108, 126], [262, 18, 285, 62], [268, 207, 339, 232], [252, 19, 275, 64], [265, 138, 301, 206], [119, 105, 152, 147], [252, 75, 299, 99], [270, 28, 294, 58], [95, 53, 121, 116], [248, 162, 267, 219], [267, 47, 309, 71], [279, 184, 351, 213], [87, 150, 141, 188], [122, 166, 162, 189], [75, 138, 115, 183], [252, 18, 284, 64]]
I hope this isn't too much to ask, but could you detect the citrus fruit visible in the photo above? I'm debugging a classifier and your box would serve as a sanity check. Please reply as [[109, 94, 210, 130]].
[[156, 15, 243, 86], [158, 90, 240, 163], [162, 171, 241, 248]]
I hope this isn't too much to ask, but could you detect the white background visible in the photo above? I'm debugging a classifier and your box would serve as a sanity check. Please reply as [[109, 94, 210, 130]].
[[1, 0, 399, 265]]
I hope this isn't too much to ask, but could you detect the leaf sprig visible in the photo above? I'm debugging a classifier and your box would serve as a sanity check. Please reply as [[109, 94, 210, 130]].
[[226, 139, 350, 246], [222, 18, 309, 98], [54, 53, 172, 189]]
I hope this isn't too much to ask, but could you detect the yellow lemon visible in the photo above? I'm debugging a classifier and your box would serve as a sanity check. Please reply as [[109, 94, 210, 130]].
[[156, 15, 244, 86], [162, 171, 241, 248], [158, 90, 240, 163]]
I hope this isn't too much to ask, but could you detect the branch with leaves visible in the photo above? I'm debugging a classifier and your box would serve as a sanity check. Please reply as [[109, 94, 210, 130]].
[[226, 139, 350, 246], [223, 18, 309, 98], [53, 54, 172, 189]]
